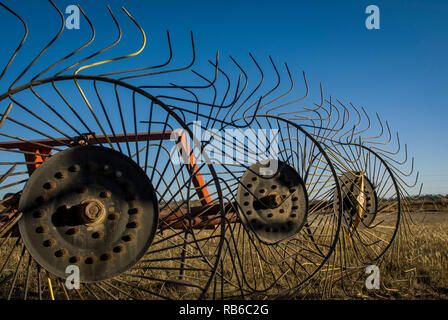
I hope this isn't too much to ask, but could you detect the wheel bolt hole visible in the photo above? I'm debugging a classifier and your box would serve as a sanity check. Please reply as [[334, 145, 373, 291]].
[[68, 164, 80, 172], [33, 209, 46, 218], [122, 234, 135, 242], [100, 254, 112, 261], [55, 249, 67, 258], [100, 190, 111, 198], [43, 181, 55, 190], [65, 228, 79, 236], [36, 226, 49, 234], [43, 239, 56, 247], [128, 208, 141, 215], [92, 231, 104, 239], [85, 257, 96, 264], [113, 245, 124, 253], [108, 213, 119, 221], [55, 171, 66, 179], [69, 255, 81, 264], [126, 221, 139, 229]]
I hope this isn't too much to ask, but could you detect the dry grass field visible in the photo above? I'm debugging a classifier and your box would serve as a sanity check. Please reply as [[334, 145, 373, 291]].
[[1, 207, 447, 300], [295, 211, 448, 300]]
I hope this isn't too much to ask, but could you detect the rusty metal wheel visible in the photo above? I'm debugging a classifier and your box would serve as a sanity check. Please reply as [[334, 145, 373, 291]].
[[18, 145, 159, 282], [0, 76, 226, 300], [302, 141, 401, 298], [201, 115, 343, 299]]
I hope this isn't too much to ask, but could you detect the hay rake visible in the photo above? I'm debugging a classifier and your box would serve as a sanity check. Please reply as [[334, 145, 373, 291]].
[[0, 1, 418, 300]]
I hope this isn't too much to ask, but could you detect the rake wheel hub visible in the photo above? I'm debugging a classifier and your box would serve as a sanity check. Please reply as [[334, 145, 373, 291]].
[[335, 171, 377, 230], [236, 160, 308, 244], [18, 145, 159, 282], [78, 198, 106, 225]]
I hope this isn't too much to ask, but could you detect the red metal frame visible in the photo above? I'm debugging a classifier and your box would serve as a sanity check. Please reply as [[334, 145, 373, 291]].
[[0, 131, 235, 231]]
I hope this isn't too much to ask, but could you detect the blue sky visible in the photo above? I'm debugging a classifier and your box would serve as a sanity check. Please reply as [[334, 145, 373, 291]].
[[0, 0, 447, 195]]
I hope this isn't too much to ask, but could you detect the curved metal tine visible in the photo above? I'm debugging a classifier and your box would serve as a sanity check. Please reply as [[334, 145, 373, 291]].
[[55, 5, 120, 76], [220, 55, 250, 125], [351, 106, 371, 139], [331, 98, 351, 141], [325, 98, 351, 142], [0, 2, 28, 81], [241, 56, 281, 119], [338, 100, 362, 143], [343, 103, 367, 144], [189, 62, 235, 128], [263, 63, 294, 114], [8, 0, 63, 90], [75, 7, 146, 75], [168, 52, 220, 90], [125, 31, 196, 81], [142, 53, 221, 120], [308, 87, 332, 138], [319, 96, 344, 141], [168, 86, 203, 124], [228, 53, 264, 125], [72, 7, 147, 149], [287, 83, 325, 136], [100, 30, 172, 78], [361, 112, 384, 142], [366, 119, 392, 147], [139, 55, 238, 122], [371, 131, 402, 159], [32, 5, 94, 81], [372, 141, 408, 168], [390, 162, 419, 188], [297, 105, 330, 140], [268, 71, 309, 116]]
